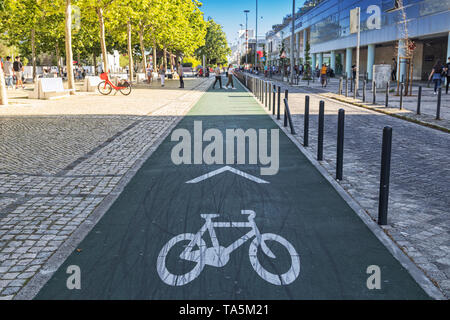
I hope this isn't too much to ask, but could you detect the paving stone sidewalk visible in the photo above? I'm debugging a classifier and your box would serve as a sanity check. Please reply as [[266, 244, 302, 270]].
[[264, 74, 450, 131], [0, 78, 213, 299], [249, 74, 450, 298]]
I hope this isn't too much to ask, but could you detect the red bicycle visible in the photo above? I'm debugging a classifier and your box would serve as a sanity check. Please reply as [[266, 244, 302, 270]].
[[98, 72, 132, 96]]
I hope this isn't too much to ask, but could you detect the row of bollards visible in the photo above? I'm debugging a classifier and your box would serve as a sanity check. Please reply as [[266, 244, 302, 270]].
[[241, 73, 393, 226], [336, 78, 443, 120]]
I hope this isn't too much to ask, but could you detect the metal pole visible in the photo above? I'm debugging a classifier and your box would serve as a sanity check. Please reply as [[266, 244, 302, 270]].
[[318, 100, 324, 161], [336, 109, 345, 180], [372, 81, 376, 104], [362, 80, 366, 102], [290, 0, 295, 84], [272, 85, 276, 115], [304, 96, 309, 147], [277, 86, 281, 119], [378, 126, 392, 226], [399, 82, 403, 110], [385, 81, 389, 107], [284, 89, 288, 127], [255, 0, 258, 72], [345, 76, 348, 97], [417, 86, 421, 115], [355, 7, 360, 96], [436, 87, 441, 120], [244, 10, 249, 70], [339, 77, 343, 95], [265, 82, 268, 107]]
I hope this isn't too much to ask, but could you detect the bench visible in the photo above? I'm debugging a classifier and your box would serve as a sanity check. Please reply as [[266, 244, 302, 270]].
[[28, 78, 74, 100], [83, 76, 102, 92]]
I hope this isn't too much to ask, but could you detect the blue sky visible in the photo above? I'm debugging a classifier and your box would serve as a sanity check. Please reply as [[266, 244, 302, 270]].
[[200, 0, 304, 44]]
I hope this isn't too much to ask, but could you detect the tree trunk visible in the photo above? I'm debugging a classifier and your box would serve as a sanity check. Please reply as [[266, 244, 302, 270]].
[[127, 20, 134, 82], [31, 28, 37, 81], [163, 47, 167, 70], [97, 7, 108, 73], [93, 53, 97, 75], [65, 0, 75, 94], [153, 40, 157, 70], [139, 27, 146, 72], [0, 68, 8, 105], [56, 44, 61, 77]]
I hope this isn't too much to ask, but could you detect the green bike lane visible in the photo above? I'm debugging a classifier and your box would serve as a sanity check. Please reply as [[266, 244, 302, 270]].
[[35, 79, 430, 300]]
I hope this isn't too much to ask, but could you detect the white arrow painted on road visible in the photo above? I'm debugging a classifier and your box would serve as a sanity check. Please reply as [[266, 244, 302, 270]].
[[185, 166, 270, 184]]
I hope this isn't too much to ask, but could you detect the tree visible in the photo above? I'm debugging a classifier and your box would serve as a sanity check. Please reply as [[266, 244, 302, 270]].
[[302, 40, 312, 80], [195, 19, 230, 65], [65, 0, 75, 93]]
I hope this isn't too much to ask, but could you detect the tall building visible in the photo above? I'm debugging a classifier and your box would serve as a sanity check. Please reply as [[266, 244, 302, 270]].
[[266, 0, 450, 80]]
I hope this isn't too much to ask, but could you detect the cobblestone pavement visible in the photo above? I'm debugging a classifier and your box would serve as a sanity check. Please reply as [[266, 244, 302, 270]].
[[265, 74, 450, 130], [248, 74, 450, 298], [0, 78, 212, 299]]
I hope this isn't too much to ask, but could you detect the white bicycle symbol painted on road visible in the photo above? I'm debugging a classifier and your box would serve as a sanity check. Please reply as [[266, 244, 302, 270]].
[[157, 210, 300, 286]]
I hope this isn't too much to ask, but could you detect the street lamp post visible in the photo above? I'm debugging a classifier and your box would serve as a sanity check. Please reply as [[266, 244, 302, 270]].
[[255, 0, 258, 72], [290, 0, 296, 84], [244, 10, 250, 70]]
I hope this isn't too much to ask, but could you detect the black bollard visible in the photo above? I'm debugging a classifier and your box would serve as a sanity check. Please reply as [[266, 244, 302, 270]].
[[265, 82, 268, 107], [363, 80, 366, 102], [372, 81, 376, 104], [277, 86, 281, 120], [268, 83, 271, 111], [345, 77, 348, 97], [436, 87, 441, 120], [385, 81, 389, 108], [284, 90, 289, 127], [378, 126, 392, 226], [417, 86, 422, 115], [336, 109, 345, 181], [399, 83, 403, 110], [318, 101, 325, 161], [304, 96, 310, 147], [350, 77, 353, 92], [272, 86, 276, 115]]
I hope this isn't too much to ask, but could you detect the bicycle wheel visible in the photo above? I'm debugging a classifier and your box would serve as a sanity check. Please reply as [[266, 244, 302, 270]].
[[157, 233, 206, 286], [98, 81, 112, 95], [249, 233, 300, 285], [119, 81, 132, 95]]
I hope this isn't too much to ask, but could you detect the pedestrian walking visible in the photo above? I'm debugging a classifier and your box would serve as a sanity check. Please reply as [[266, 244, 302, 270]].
[[178, 62, 184, 88], [391, 58, 397, 81], [13, 56, 24, 89], [213, 64, 223, 89], [159, 65, 166, 87], [320, 63, 328, 87], [445, 56, 450, 94], [2, 56, 14, 89], [225, 64, 235, 89], [428, 60, 445, 94], [146, 65, 153, 84]]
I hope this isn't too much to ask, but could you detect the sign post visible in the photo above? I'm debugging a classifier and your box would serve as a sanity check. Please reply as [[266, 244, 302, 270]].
[[350, 7, 360, 96]]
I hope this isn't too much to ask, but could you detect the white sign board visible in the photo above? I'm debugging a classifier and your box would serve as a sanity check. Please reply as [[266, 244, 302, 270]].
[[373, 64, 391, 90], [41, 78, 65, 92], [350, 8, 360, 34]]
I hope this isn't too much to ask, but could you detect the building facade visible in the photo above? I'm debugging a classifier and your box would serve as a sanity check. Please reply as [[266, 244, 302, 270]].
[[266, 0, 450, 80]]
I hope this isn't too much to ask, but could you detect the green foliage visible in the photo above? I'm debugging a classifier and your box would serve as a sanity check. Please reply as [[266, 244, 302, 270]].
[[303, 40, 312, 80], [0, 0, 212, 69], [183, 56, 201, 68], [195, 19, 230, 65]]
